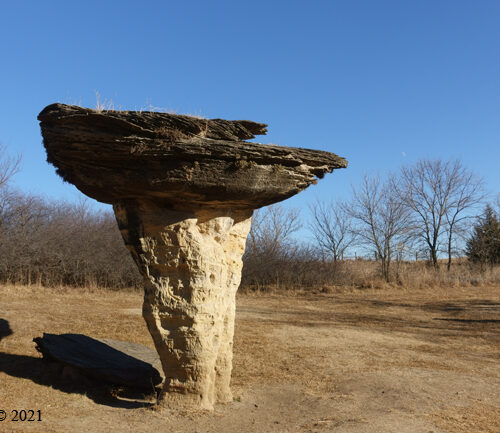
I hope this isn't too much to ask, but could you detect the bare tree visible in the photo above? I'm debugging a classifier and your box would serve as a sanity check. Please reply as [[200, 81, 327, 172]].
[[247, 204, 301, 258], [0, 191, 141, 288], [243, 204, 302, 288], [348, 173, 410, 281], [443, 163, 485, 270], [0, 143, 21, 189], [0, 144, 21, 237], [308, 199, 356, 261], [393, 159, 484, 269]]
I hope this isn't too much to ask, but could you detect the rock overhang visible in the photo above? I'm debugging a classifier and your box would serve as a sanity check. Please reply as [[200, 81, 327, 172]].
[[38, 103, 347, 210]]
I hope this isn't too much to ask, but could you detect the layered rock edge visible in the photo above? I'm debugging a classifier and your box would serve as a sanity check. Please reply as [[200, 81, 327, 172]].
[[38, 103, 347, 210]]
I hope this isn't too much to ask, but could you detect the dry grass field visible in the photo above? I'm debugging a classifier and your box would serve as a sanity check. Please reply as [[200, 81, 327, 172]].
[[0, 283, 499, 432]]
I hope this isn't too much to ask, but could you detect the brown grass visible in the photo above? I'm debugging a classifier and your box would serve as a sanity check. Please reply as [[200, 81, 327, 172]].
[[0, 283, 499, 432], [241, 260, 500, 294]]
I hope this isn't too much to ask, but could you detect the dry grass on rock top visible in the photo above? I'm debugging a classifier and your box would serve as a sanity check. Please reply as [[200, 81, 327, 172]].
[[0, 283, 499, 432]]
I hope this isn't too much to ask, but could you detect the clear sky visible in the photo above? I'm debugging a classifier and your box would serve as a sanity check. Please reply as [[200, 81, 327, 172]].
[[1, 0, 499, 219]]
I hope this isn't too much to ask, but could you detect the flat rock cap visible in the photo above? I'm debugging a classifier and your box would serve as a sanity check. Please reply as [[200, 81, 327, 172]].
[[39, 103, 347, 210]]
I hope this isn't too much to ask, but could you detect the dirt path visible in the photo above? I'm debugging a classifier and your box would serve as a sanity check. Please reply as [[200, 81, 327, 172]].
[[0, 285, 499, 432]]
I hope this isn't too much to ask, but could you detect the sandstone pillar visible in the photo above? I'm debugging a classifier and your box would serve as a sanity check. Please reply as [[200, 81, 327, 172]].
[[114, 201, 252, 409], [38, 103, 347, 410]]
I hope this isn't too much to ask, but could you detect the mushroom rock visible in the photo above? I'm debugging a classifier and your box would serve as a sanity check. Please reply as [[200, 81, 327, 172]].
[[38, 103, 347, 410]]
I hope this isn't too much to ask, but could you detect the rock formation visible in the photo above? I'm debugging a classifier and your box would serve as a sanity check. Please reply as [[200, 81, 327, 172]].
[[34, 333, 163, 389], [38, 103, 347, 410]]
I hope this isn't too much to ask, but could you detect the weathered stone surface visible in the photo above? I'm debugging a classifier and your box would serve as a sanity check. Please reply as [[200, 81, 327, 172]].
[[38, 104, 347, 211], [38, 104, 347, 410], [114, 202, 252, 408], [33, 333, 162, 389]]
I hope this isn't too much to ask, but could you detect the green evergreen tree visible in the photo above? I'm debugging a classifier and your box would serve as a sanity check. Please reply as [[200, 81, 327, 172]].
[[466, 205, 500, 265]]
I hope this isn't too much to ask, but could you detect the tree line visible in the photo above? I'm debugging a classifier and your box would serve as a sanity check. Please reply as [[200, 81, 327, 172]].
[[242, 158, 498, 288], [309, 159, 497, 282], [0, 143, 498, 290], [0, 189, 141, 288]]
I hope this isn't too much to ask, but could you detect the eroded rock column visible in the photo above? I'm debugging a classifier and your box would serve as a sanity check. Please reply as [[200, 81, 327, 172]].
[[113, 200, 252, 409], [39, 102, 348, 412]]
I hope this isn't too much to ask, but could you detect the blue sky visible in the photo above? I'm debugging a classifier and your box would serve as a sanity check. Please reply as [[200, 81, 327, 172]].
[[1, 0, 499, 223]]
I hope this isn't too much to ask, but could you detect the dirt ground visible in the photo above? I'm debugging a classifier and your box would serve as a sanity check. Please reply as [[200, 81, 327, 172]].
[[0, 284, 499, 433]]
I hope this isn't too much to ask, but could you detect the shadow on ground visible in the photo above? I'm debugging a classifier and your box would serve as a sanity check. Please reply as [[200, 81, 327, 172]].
[[0, 318, 155, 409], [0, 318, 13, 341]]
